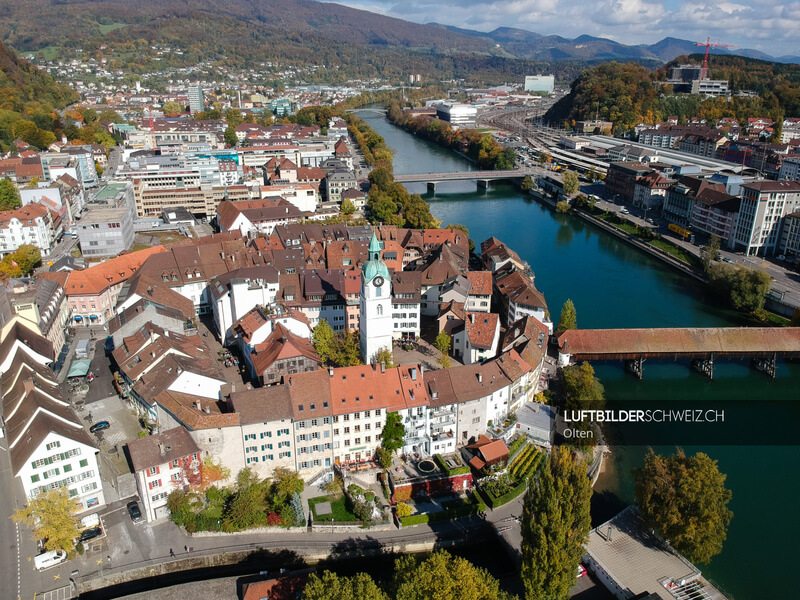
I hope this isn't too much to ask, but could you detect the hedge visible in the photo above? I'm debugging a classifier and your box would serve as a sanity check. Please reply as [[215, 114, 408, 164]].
[[401, 513, 430, 526], [483, 479, 528, 508], [400, 493, 486, 526], [508, 436, 527, 458], [434, 454, 470, 476]]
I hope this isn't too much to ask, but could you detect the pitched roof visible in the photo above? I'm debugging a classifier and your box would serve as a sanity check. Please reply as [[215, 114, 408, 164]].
[[127, 427, 201, 473], [65, 246, 167, 296], [251, 323, 320, 375], [464, 312, 499, 350], [466, 271, 492, 296], [229, 386, 294, 424]]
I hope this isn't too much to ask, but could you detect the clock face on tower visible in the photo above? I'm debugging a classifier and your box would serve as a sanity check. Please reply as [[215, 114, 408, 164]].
[[373, 276, 385, 287]]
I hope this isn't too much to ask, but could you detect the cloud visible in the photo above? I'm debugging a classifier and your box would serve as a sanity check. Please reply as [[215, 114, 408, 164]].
[[330, 0, 800, 56]]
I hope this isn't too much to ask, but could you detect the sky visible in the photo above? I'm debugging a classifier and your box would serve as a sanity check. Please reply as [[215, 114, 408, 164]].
[[331, 0, 800, 57]]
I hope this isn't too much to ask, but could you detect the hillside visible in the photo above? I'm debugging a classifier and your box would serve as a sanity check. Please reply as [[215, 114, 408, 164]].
[[0, 41, 77, 112], [545, 56, 797, 131], [0, 0, 794, 85]]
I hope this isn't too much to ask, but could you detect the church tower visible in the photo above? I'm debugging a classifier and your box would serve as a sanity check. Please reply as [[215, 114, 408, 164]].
[[360, 232, 393, 364]]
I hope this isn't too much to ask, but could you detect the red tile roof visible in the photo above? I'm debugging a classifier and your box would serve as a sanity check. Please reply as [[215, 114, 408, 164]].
[[466, 271, 492, 296], [65, 246, 167, 296]]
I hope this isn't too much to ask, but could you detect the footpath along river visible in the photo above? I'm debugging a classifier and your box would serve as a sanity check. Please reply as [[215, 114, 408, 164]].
[[354, 109, 800, 599]]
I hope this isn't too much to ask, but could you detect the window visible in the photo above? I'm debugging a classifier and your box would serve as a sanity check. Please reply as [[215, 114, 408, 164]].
[[80, 459, 88, 468], [147, 466, 160, 476], [46, 441, 61, 451], [30, 474, 39, 483], [376, 304, 383, 314], [148, 479, 162, 490]]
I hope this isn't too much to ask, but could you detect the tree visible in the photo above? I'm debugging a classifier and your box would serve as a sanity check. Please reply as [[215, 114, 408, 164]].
[[634, 449, 733, 564], [395, 502, 412, 518], [707, 263, 771, 312], [700, 235, 721, 271], [341, 198, 356, 215], [394, 550, 516, 600], [335, 330, 362, 366], [162, 101, 184, 116], [12, 245, 42, 275], [555, 200, 570, 213], [521, 175, 534, 192], [224, 125, 238, 147], [556, 299, 577, 332], [12, 487, 81, 553], [312, 319, 337, 364], [562, 171, 579, 195], [302, 571, 389, 600], [434, 331, 452, 368], [375, 446, 393, 469], [0, 177, 21, 211], [521, 448, 592, 600], [381, 412, 405, 454], [561, 362, 605, 412], [200, 456, 230, 490], [272, 468, 304, 505], [374, 347, 396, 368]]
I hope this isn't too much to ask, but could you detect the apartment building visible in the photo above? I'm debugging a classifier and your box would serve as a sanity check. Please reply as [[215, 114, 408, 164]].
[[732, 180, 800, 255]]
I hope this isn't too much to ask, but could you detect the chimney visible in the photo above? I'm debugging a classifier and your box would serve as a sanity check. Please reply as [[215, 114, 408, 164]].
[[158, 443, 165, 456], [419, 365, 424, 376], [195, 401, 202, 410], [470, 314, 475, 323], [380, 362, 385, 374], [328, 367, 334, 377], [410, 367, 417, 381], [204, 405, 211, 414], [477, 373, 483, 383]]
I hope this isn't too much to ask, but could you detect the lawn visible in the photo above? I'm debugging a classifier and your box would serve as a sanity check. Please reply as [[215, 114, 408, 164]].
[[308, 494, 358, 522], [33, 46, 60, 61], [130, 244, 150, 252], [137, 231, 190, 245], [98, 22, 128, 34], [650, 238, 703, 268]]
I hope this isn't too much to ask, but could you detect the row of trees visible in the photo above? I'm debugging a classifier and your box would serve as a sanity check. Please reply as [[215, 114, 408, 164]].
[[386, 101, 516, 170]]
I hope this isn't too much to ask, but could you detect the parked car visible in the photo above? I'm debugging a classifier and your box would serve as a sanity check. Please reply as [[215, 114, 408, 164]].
[[127, 500, 144, 523], [89, 421, 110, 433], [722, 257, 733, 263], [79, 526, 103, 543], [777, 254, 786, 261], [620, 207, 630, 214], [577, 564, 587, 578]]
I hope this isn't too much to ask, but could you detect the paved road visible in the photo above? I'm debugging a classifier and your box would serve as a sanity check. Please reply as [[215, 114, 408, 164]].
[[0, 436, 23, 600]]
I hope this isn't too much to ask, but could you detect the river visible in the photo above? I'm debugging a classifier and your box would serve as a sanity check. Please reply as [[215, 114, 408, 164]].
[[354, 109, 800, 600]]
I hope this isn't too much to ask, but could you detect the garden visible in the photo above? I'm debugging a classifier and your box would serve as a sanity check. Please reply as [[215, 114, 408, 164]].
[[309, 482, 385, 526], [167, 467, 305, 533], [479, 442, 545, 508], [398, 489, 486, 527]]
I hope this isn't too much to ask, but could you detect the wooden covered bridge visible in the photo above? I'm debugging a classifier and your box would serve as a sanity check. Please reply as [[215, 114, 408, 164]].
[[555, 327, 800, 379]]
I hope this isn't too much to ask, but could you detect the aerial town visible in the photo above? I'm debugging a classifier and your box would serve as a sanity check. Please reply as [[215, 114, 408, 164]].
[[0, 3, 798, 600]]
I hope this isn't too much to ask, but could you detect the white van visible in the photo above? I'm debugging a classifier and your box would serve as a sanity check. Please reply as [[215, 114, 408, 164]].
[[80, 513, 100, 529], [34, 550, 66, 571]]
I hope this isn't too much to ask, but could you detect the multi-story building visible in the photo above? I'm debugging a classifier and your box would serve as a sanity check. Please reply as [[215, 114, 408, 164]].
[[452, 312, 500, 365], [662, 176, 728, 228], [325, 170, 358, 204], [436, 103, 478, 128], [229, 387, 296, 475], [127, 427, 201, 521], [188, 85, 204, 114], [77, 182, 135, 257], [732, 180, 800, 256], [690, 190, 740, 248], [778, 156, 800, 182], [2, 324, 105, 512], [0, 203, 56, 256], [605, 162, 654, 203], [1, 277, 70, 355], [391, 271, 421, 341], [779, 212, 800, 258], [632, 171, 672, 210]]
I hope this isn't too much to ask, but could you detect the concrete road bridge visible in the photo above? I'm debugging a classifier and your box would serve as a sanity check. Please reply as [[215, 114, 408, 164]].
[[394, 169, 534, 192], [556, 327, 800, 379]]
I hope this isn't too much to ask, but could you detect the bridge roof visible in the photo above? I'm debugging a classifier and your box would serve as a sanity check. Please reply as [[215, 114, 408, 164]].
[[557, 327, 800, 359]]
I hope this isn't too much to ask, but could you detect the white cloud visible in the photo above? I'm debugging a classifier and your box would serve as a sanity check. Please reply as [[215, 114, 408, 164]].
[[331, 0, 800, 56]]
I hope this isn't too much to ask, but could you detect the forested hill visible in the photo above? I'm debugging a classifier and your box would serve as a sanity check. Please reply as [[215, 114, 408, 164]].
[[0, 41, 77, 112], [545, 56, 798, 132]]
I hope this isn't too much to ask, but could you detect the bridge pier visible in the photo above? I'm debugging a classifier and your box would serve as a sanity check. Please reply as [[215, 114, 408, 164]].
[[477, 179, 490, 189], [427, 182, 436, 193], [625, 356, 644, 379], [751, 353, 777, 378], [691, 355, 714, 380]]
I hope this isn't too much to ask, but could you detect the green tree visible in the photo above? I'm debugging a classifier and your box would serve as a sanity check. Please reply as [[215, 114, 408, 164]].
[[12, 487, 81, 553], [634, 449, 733, 564], [375, 446, 393, 469], [335, 330, 362, 366], [434, 331, 452, 368], [700, 235, 721, 271], [555, 200, 571, 213], [312, 319, 337, 364], [224, 125, 238, 147], [341, 198, 356, 215], [272, 468, 304, 505], [561, 362, 604, 412], [374, 347, 396, 368], [556, 299, 577, 332], [302, 571, 388, 600], [162, 101, 184, 116], [707, 263, 771, 312], [394, 550, 516, 600], [521, 447, 592, 600], [562, 171, 579, 195], [381, 412, 405, 454], [0, 177, 21, 211]]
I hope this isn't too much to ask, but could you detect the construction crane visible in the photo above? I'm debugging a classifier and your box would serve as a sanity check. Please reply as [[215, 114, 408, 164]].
[[695, 37, 738, 79]]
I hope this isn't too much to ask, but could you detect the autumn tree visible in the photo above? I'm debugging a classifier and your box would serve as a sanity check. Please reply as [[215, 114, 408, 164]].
[[12, 245, 41, 274], [394, 550, 516, 600], [562, 171, 579, 195], [381, 412, 405, 454], [556, 299, 577, 332], [521, 175, 534, 192], [700, 235, 721, 271], [634, 448, 733, 564], [272, 467, 304, 505], [341, 198, 356, 215], [162, 101, 184, 116], [13, 487, 81, 553], [311, 319, 337, 364], [521, 448, 591, 600], [374, 347, 396, 368], [200, 456, 230, 490], [302, 571, 389, 600]]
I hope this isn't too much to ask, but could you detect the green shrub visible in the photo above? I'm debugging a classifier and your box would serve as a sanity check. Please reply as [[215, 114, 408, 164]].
[[401, 513, 430, 526]]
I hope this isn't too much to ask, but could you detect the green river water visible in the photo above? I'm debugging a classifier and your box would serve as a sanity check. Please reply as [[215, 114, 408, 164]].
[[354, 109, 800, 599]]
